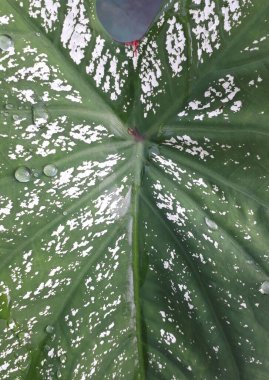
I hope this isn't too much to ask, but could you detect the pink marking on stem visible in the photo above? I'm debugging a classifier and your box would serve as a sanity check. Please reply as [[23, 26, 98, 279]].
[[125, 40, 140, 57], [128, 128, 144, 142]]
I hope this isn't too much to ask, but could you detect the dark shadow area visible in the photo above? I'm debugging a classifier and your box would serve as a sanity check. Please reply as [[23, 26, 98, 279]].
[[96, 0, 164, 42]]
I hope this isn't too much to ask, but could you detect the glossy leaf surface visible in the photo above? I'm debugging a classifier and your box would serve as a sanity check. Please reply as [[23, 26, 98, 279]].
[[0, 1, 269, 379]]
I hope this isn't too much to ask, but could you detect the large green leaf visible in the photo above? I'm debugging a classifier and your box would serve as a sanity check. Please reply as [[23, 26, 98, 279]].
[[1, 1, 269, 379]]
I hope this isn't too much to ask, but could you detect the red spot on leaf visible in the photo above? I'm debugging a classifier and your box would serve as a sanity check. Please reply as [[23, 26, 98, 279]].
[[125, 40, 140, 57], [128, 128, 144, 142]]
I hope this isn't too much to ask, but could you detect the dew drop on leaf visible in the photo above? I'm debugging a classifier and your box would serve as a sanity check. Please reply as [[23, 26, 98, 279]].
[[19, 351, 31, 371], [0, 286, 10, 321], [17, 331, 30, 344], [0, 34, 14, 51], [59, 354, 66, 364], [260, 281, 269, 294], [32, 169, 41, 178], [12, 115, 20, 121], [32, 103, 49, 126], [14, 166, 32, 183], [45, 325, 54, 334], [205, 217, 218, 231], [5, 103, 13, 110], [43, 164, 58, 177], [8, 318, 20, 332], [148, 144, 160, 158], [56, 369, 62, 378]]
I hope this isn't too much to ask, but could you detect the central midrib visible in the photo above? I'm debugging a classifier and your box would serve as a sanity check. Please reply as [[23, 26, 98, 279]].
[[132, 141, 147, 379]]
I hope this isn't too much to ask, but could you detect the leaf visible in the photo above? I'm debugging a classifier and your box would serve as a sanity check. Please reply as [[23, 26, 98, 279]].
[[0, 0, 269, 379]]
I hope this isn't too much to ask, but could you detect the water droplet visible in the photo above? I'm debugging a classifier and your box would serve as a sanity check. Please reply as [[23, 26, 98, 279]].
[[62, 211, 67, 216], [32, 103, 49, 126], [56, 369, 62, 378], [43, 164, 58, 177], [14, 166, 32, 183], [45, 325, 54, 334], [13, 114, 20, 121], [14, 345, 30, 362], [5, 103, 13, 110], [122, 305, 130, 318], [32, 169, 41, 178], [0, 286, 10, 321], [17, 331, 30, 344], [17, 332, 24, 340], [35, 32, 41, 37], [3, 112, 9, 117], [44, 345, 50, 351], [260, 281, 269, 294], [59, 354, 66, 364], [148, 144, 160, 158], [9, 318, 20, 332], [0, 34, 14, 51], [205, 217, 218, 231], [19, 352, 31, 371]]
